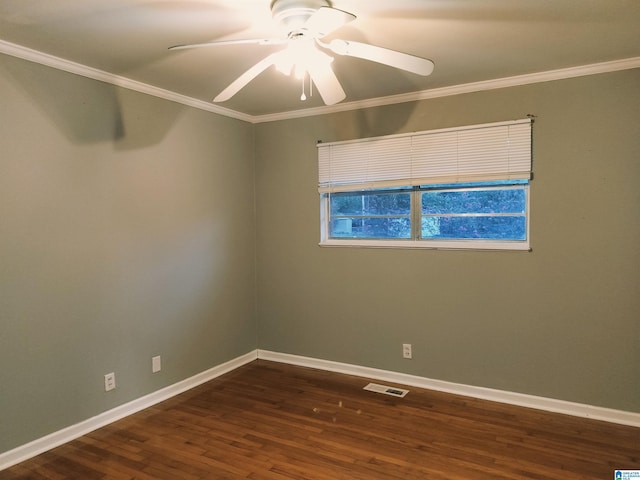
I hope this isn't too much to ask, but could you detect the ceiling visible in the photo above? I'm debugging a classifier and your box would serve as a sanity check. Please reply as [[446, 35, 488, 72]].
[[1, 0, 639, 120]]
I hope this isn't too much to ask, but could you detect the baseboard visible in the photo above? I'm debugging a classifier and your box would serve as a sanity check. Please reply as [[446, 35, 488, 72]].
[[4, 348, 638, 472], [257, 350, 640, 428], [0, 350, 258, 471]]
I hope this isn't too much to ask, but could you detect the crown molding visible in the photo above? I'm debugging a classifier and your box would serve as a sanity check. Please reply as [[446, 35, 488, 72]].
[[0, 39, 254, 123], [253, 56, 640, 123], [2, 39, 639, 125]]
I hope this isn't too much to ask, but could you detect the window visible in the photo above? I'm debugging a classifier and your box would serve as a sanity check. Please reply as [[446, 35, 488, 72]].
[[318, 120, 532, 250], [329, 189, 412, 239], [420, 181, 528, 241]]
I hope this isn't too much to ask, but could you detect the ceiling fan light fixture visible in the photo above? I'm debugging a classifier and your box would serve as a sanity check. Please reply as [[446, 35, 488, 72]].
[[172, 0, 433, 106], [275, 53, 294, 75], [276, 38, 333, 80]]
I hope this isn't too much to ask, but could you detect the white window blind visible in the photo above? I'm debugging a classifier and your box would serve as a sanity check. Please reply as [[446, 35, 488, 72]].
[[318, 119, 532, 193]]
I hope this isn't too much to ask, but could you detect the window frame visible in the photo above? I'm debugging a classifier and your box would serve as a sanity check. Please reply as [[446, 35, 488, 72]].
[[320, 183, 531, 251]]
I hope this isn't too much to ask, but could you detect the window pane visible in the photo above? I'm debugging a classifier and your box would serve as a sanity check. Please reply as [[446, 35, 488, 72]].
[[330, 192, 411, 216], [322, 183, 529, 247], [331, 217, 411, 239], [421, 216, 526, 240], [329, 191, 411, 239], [422, 188, 526, 215]]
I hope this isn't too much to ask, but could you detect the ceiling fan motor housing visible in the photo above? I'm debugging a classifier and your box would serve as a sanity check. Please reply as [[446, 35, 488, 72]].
[[271, 0, 330, 33]]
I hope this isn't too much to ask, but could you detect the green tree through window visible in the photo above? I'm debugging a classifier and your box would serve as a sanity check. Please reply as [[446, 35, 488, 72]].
[[325, 181, 528, 245]]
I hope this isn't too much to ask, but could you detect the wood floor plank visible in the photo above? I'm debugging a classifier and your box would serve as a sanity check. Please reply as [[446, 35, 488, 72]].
[[2, 360, 639, 479]]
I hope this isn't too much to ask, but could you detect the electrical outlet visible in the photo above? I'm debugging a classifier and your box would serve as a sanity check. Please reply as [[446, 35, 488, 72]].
[[402, 343, 412, 359], [152, 355, 161, 373], [104, 372, 116, 391]]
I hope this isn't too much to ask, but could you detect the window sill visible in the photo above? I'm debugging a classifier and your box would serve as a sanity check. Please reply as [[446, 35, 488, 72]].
[[319, 239, 531, 251]]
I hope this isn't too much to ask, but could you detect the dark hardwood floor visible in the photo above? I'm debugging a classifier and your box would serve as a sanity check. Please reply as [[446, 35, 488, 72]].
[[2, 360, 639, 479]]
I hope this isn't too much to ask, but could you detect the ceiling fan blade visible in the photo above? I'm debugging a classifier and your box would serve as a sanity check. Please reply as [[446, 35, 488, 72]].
[[169, 38, 284, 51], [214, 52, 283, 102], [304, 6, 356, 38], [307, 63, 346, 106], [324, 39, 435, 76]]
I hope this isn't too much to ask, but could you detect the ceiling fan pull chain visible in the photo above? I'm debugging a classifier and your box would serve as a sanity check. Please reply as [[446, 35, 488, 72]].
[[301, 72, 307, 101]]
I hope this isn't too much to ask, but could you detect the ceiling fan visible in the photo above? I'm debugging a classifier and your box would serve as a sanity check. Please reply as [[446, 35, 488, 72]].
[[168, 0, 435, 106]]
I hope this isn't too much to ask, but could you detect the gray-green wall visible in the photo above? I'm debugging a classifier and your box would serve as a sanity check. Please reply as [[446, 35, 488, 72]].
[[0, 55, 256, 453], [2, 51, 639, 457], [255, 69, 640, 413]]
